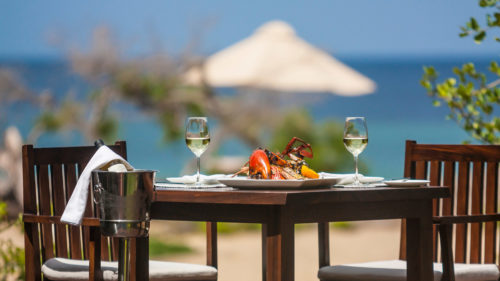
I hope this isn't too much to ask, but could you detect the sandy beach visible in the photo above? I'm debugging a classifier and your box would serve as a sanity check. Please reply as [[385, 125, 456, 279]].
[[150, 219, 401, 281]]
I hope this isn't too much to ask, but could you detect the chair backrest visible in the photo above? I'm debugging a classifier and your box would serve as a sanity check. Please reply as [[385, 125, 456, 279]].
[[399, 140, 500, 265], [22, 141, 127, 280]]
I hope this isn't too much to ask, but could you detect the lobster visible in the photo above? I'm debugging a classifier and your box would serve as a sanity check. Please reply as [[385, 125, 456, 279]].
[[234, 137, 319, 180]]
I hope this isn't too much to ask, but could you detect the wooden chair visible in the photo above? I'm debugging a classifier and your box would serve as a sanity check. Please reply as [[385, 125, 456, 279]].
[[22, 141, 218, 281], [317, 140, 500, 281]]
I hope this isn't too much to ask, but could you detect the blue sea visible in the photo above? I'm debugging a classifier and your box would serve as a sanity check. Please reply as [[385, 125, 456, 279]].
[[3, 55, 491, 179]]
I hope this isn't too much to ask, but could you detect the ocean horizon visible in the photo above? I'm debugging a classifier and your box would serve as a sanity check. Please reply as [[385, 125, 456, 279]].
[[3, 54, 489, 179]]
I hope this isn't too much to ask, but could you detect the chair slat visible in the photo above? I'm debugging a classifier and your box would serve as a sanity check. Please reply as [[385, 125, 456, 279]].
[[484, 161, 498, 264], [38, 165, 55, 261], [442, 161, 455, 217], [79, 162, 92, 260], [454, 161, 469, 263], [429, 160, 441, 261], [22, 145, 42, 281], [469, 161, 484, 263], [65, 163, 83, 260], [415, 161, 427, 179], [82, 227, 91, 259], [101, 237, 110, 261], [111, 237, 120, 260], [51, 164, 69, 258], [99, 234, 112, 260]]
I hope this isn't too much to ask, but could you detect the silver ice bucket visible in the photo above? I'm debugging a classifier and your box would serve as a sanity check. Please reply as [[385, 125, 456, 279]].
[[92, 170, 155, 237]]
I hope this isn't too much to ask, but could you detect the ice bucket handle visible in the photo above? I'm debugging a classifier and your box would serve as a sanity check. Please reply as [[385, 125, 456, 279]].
[[93, 182, 104, 205]]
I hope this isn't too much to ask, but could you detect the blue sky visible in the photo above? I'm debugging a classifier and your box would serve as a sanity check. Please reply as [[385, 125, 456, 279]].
[[1, 0, 499, 59]]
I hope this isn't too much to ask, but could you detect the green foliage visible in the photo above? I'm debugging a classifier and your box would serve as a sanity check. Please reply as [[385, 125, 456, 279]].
[[148, 237, 193, 257], [0, 201, 25, 281], [269, 108, 366, 173], [459, 1, 500, 43], [214, 223, 260, 234], [33, 95, 118, 143], [195, 221, 259, 234], [0, 240, 25, 281], [37, 112, 62, 132], [331, 222, 354, 229], [421, 1, 500, 144], [0, 201, 6, 219], [110, 65, 207, 143]]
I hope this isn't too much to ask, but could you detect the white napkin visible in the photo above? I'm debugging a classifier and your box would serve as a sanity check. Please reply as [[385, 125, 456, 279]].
[[61, 146, 133, 226], [166, 174, 228, 185], [319, 172, 384, 185]]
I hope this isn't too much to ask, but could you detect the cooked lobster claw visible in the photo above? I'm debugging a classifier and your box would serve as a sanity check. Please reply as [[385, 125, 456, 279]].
[[282, 137, 313, 159], [249, 149, 271, 179]]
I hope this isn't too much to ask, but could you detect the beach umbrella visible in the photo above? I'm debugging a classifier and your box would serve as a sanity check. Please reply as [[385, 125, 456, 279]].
[[184, 20, 376, 96]]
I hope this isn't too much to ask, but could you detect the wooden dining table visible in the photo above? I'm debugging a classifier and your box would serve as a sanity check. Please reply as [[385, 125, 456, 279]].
[[135, 185, 449, 281]]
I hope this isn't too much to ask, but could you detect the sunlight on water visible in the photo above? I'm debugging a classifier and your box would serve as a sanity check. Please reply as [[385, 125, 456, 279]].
[[2, 56, 485, 179]]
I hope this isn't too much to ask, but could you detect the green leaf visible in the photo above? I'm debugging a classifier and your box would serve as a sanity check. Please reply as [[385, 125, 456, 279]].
[[474, 31, 487, 43], [432, 100, 441, 107], [470, 17, 480, 31], [479, 0, 488, 7], [423, 66, 438, 78], [420, 80, 432, 91], [495, 13, 500, 25], [487, 14, 494, 26]]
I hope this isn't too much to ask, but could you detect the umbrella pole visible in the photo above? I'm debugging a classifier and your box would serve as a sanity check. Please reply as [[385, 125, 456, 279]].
[[118, 237, 131, 281]]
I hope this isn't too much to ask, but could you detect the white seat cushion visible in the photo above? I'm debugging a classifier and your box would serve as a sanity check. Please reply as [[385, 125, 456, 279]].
[[42, 257, 217, 281], [318, 259, 500, 281]]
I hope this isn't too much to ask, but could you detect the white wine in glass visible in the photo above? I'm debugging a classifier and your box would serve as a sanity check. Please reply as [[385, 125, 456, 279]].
[[343, 117, 368, 186], [186, 137, 210, 157], [185, 117, 210, 185]]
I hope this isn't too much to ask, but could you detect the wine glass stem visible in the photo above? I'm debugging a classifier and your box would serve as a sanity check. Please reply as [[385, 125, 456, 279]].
[[196, 156, 201, 183], [354, 155, 359, 185]]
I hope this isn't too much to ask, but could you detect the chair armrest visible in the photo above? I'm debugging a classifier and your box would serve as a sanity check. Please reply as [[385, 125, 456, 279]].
[[23, 214, 100, 226], [433, 214, 500, 224]]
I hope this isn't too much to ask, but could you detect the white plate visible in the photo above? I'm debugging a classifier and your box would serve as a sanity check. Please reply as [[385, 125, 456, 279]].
[[359, 176, 385, 183], [383, 179, 430, 187], [319, 173, 384, 185], [217, 177, 342, 190], [166, 174, 228, 185], [155, 182, 230, 190]]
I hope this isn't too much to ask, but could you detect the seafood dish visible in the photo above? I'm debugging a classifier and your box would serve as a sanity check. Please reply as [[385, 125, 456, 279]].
[[234, 137, 319, 180]]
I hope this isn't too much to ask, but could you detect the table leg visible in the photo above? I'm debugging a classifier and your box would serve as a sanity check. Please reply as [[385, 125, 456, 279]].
[[262, 225, 267, 281], [262, 207, 294, 281], [406, 200, 433, 281], [134, 237, 149, 281]]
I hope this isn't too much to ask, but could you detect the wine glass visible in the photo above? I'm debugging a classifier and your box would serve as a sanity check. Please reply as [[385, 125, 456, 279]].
[[185, 117, 210, 185], [343, 117, 368, 187]]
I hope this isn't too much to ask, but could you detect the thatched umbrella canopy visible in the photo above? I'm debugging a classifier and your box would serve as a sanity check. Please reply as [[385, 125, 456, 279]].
[[185, 20, 376, 96]]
